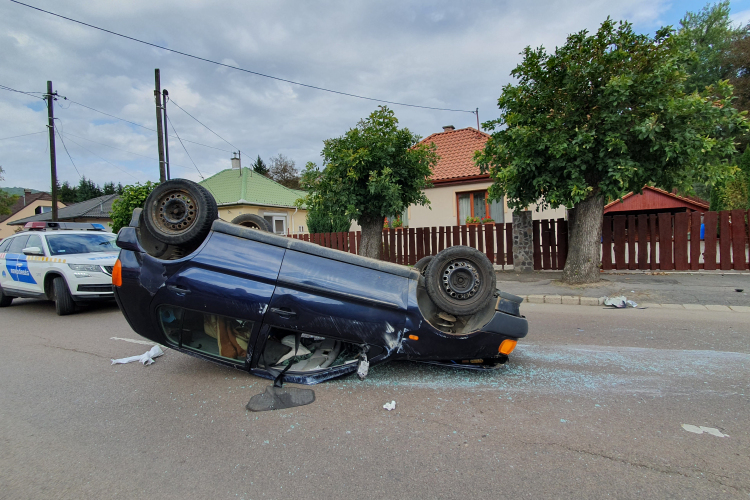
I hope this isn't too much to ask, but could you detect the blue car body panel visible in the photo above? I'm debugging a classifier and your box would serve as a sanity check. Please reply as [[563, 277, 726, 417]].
[[114, 219, 529, 384]]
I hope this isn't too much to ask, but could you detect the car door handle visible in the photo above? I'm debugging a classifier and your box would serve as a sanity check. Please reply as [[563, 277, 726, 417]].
[[167, 284, 191, 295], [271, 307, 296, 318]]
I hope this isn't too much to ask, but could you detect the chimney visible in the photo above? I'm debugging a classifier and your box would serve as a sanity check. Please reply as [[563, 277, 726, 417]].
[[24, 189, 31, 206], [231, 153, 241, 170], [442, 125, 455, 132]]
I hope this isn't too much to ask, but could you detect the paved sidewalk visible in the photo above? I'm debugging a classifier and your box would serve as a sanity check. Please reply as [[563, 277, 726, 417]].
[[495, 269, 750, 308]]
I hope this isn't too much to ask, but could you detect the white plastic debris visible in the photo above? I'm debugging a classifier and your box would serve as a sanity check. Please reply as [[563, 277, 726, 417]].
[[603, 295, 638, 308], [681, 424, 727, 437], [383, 400, 396, 411], [357, 358, 369, 380], [111, 345, 164, 366]]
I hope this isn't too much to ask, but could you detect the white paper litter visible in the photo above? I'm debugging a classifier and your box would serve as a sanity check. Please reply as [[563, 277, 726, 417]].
[[603, 295, 638, 308], [111, 345, 164, 366], [383, 400, 396, 411], [357, 358, 370, 380]]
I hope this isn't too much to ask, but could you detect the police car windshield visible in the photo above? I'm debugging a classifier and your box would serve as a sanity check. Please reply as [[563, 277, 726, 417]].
[[46, 233, 117, 256]]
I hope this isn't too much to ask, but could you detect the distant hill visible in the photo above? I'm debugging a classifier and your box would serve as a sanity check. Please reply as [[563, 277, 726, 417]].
[[0, 187, 42, 196]]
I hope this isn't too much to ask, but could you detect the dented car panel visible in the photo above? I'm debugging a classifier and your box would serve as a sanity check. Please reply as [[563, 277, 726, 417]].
[[114, 219, 528, 384]]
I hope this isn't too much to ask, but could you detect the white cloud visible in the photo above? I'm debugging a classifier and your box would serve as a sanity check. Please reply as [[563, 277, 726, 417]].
[[0, 0, 676, 191]]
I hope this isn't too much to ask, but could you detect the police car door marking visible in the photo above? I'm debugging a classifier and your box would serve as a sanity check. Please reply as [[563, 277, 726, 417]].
[[7, 254, 37, 284]]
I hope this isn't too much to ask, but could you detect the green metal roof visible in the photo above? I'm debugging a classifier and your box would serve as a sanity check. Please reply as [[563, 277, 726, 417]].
[[199, 168, 306, 208]]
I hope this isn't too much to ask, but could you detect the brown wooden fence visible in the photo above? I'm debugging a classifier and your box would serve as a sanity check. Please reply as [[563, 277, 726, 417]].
[[602, 210, 750, 271], [288, 219, 568, 270]]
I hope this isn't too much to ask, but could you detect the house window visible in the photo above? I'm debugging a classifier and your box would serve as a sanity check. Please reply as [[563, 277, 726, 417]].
[[456, 191, 504, 225], [263, 213, 287, 235], [35, 206, 52, 215], [384, 209, 408, 228]]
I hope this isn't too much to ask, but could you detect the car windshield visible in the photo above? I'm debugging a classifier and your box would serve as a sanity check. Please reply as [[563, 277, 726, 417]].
[[46, 233, 117, 256]]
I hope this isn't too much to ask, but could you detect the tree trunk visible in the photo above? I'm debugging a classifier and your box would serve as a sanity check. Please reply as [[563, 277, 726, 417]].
[[358, 215, 383, 260], [561, 194, 603, 284]]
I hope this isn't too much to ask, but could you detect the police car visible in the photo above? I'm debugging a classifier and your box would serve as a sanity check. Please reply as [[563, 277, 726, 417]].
[[0, 222, 118, 315]]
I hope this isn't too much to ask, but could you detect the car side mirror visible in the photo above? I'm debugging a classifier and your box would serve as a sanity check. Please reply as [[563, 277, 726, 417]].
[[22, 246, 44, 256]]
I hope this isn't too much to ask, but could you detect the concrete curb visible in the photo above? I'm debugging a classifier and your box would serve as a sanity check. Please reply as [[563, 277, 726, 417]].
[[521, 294, 750, 312]]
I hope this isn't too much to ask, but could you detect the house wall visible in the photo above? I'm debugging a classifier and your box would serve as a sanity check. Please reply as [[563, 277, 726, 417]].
[[0, 200, 66, 240], [218, 205, 310, 235], [408, 181, 566, 228]]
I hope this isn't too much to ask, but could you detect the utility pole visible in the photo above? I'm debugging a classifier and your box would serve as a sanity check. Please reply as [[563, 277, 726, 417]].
[[162, 89, 170, 180], [46, 81, 58, 222], [154, 69, 166, 183], [476, 108, 480, 131]]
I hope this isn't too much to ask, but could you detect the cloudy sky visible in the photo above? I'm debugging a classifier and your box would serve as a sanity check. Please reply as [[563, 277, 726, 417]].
[[2, 0, 750, 192]]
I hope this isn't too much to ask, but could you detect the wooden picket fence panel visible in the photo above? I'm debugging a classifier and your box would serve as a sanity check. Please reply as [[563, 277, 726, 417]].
[[289, 219, 569, 270], [601, 210, 750, 271]]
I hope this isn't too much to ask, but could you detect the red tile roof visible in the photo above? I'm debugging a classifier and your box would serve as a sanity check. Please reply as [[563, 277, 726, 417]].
[[604, 186, 709, 212], [420, 127, 490, 183]]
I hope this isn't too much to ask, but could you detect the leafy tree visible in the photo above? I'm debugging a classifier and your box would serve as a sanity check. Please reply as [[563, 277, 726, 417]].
[[0, 167, 19, 216], [109, 181, 157, 233], [252, 155, 270, 176], [305, 203, 352, 234], [76, 176, 103, 202], [299, 106, 438, 259], [679, 1, 746, 95], [103, 182, 117, 195], [268, 154, 301, 189], [58, 181, 78, 204], [725, 27, 750, 114], [476, 19, 748, 284], [116, 183, 124, 195]]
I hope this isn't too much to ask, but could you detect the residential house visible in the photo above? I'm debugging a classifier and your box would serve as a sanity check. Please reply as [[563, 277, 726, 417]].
[[8, 194, 119, 232], [0, 191, 66, 240], [199, 164, 308, 235], [406, 126, 566, 228], [604, 186, 709, 218]]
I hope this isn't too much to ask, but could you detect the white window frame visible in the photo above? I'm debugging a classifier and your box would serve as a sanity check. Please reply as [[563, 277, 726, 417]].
[[263, 212, 288, 235]]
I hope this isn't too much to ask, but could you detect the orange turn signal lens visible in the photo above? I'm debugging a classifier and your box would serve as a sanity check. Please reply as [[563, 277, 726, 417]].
[[499, 339, 517, 355], [112, 259, 122, 287], [408, 334, 419, 341]]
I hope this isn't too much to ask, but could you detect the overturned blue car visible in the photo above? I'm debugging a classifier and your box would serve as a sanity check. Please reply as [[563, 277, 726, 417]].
[[113, 179, 528, 384]]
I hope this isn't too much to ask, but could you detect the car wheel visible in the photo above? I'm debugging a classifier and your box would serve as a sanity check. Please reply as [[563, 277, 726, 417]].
[[52, 276, 76, 316], [0, 284, 14, 307], [142, 179, 218, 247], [414, 255, 434, 277], [424, 245, 496, 317], [230, 214, 271, 231]]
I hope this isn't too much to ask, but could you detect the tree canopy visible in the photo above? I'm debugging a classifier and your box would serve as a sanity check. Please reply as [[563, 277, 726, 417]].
[[0, 167, 19, 216], [252, 155, 269, 176], [109, 181, 157, 233], [476, 18, 748, 283], [299, 106, 438, 258]]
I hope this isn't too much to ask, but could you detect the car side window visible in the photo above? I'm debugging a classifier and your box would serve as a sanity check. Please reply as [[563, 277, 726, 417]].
[[0, 239, 11, 252], [25, 235, 44, 255], [8, 236, 30, 254]]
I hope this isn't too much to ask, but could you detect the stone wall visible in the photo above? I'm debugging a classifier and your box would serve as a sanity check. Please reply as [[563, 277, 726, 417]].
[[512, 210, 533, 272]]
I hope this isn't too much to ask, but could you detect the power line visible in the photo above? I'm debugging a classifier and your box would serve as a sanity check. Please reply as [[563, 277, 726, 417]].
[[169, 98, 238, 151], [58, 132, 141, 181], [0, 83, 46, 101], [54, 127, 82, 179], [11, 0, 477, 114], [166, 115, 204, 180], [0, 131, 47, 141], [63, 98, 233, 153]]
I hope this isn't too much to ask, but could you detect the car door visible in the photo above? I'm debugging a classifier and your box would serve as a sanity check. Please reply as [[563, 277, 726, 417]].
[[262, 249, 409, 351], [4, 235, 37, 293], [150, 230, 286, 365], [21, 234, 47, 294]]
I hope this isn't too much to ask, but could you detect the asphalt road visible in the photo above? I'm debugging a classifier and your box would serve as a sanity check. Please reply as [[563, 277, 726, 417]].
[[1, 299, 748, 499]]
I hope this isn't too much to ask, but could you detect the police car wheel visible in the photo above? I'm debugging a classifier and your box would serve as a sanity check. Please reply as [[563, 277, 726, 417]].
[[143, 179, 218, 247], [53, 277, 76, 316], [0, 285, 13, 307]]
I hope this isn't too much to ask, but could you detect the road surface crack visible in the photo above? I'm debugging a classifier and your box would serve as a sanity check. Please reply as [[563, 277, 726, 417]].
[[42, 343, 108, 359]]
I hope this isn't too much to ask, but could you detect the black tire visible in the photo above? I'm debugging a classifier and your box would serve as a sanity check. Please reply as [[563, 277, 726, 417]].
[[424, 245, 496, 317], [53, 276, 76, 316], [414, 255, 434, 277], [230, 213, 271, 231], [0, 284, 14, 307], [142, 179, 218, 247]]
